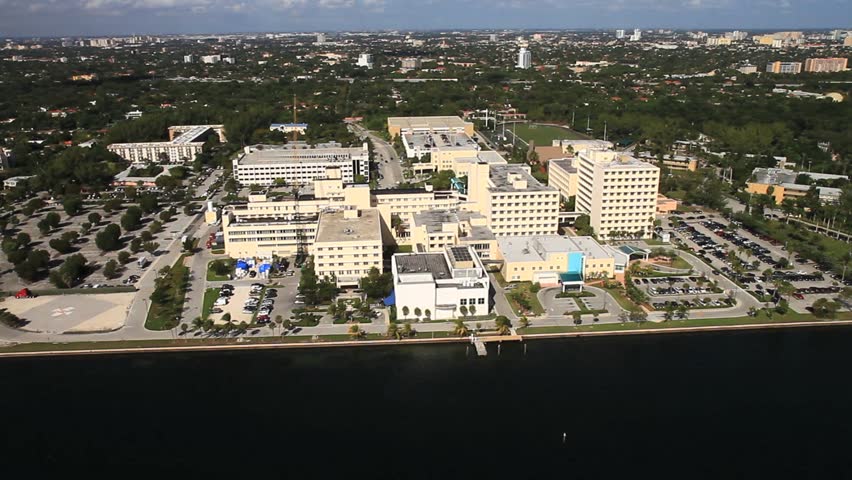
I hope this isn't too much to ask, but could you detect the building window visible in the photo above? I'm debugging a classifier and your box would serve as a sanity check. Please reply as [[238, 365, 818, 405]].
[[460, 298, 468, 305], [478, 298, 485, 304]]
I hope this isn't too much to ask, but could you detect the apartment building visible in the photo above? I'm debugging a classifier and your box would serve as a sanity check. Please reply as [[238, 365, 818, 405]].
[[467, 163, 560, 237], [313, 209, 383, 287], [107, 125, 215, 163], [401, 58, 422, 69], [387, 116, 474, 139], [766, 61, 802, 74], [804, 57, 848, 73], [547, 158, 578, 201], [232, 142, 370, 186], [496, 235, 628, 287], [575, 150, 660, 240], [391, 246, 490, 321]]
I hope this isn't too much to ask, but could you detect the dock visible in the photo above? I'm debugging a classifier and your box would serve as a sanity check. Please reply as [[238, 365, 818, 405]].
[[473, 340, 487, 356]]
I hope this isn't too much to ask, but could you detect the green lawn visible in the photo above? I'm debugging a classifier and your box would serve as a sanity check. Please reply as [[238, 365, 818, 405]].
[[511, 123, 588, 145], [506, 283, 545, 316], [671, 256, 693, 270], [206, 258, 234, 281], [603, 286, 640, 311], [202, 288, 221, 320], [145, 255, 189, 331]]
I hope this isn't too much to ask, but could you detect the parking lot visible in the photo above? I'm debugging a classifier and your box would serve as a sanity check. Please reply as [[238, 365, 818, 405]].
[[670, 213, 847, 312]]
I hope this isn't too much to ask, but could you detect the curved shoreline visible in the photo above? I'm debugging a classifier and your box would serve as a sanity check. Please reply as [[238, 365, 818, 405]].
[[1, 318, 851, 358]]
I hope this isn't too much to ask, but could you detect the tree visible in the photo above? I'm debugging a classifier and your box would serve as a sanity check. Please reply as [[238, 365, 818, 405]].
[[453, 319, 470, 337], [14, 250, 50, 282], [180, 324, 189, 336], [191, 317, 205, 331], [495, 316, 512, 335], [140, 230, 153, 242], [103, 259, 120, 279], [159, 210, 172, 223], [413, 307, 422, 319], [676, 304, 689, 320], [572, 311, 582, 325], [359, 267, 393, 300], [402, 306, 410, 319], [62, 195, 84, 216], [118, 251, 131, 265], [37, 219, 51, 236], [459, 305, 468, 317], [80, 222, 92, 235], [143, 241, 160, 255], [663, 304, 675, 322], [120, 206, 143, 231], [95, 223, 122, 252], [49, 254, 88, 288], [387, 323, 401, 340], [130, 238, 142, 253], [812, 298, 840, 319], [182, 236, 195, 253], [468, 304, 478, 317], [149, 220, 163, 234], [629, 310, 648, 324], [139, 193, 159, 214], [519, 316, 530, 328], [45, 212, 61, 229], [16, 233, 30, 248], [348, 324, 364, 339], [22, 198, 45, 217], [618, 311, 630, 324], [87, 212, 102, 226], [402, 322, 415, 338], [49, 238, 73, 254], [424, 309, 431, 320]]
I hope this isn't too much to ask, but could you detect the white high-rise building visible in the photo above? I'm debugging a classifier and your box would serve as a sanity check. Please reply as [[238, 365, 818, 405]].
[[489, 34, 498, 42], [516, 47, 531, 69], [574, 150, 660, 240], [616, 29, 626, 39], [629, 28, 642, 42], [201, 55, 221, 64], [357, 53, 373, 68], [183, 55, 194, 63], [316, 33, 326, 44]]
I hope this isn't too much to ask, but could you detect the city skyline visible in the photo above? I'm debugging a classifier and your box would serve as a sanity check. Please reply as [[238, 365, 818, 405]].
[[0, 0, 850, 37]]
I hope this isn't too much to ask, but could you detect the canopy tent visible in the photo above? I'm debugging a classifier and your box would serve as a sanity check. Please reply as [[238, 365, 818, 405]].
[[383, 290, 396, 306]]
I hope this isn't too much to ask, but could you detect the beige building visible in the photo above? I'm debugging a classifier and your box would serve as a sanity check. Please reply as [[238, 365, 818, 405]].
[[804, 57, 848, 73], [547, 158, 578, 200], [746, 168, 847, 205], [496, 235, 628, 287], [313, 209, 383, 287], [466, 163, 560, 237], [406, 210, 497, 261], [575, 150, 660, 240], [387, 116, 474, 139], [766, 61, 802, 74], [107, 125, 214, 163], [552, 139, 613, 156], [232, 142, 370, 186]]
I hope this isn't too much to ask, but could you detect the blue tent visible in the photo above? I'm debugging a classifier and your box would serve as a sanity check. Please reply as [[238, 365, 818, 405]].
[[235, 260, 249, 270], [258, 263, 271, 273], [383, 290, 396, 306]]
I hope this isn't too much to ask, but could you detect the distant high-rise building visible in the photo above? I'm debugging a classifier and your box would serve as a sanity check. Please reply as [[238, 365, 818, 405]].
[[183, 55, 194, 63], [489, 34, 498, 42], [804, 57, 848, 73], [357, 53, 374, 68], [845, 36, 852, 47], [516, 47, 531, 69], [766, 61, 802, 74], [629, 28, 642, 42], [316, 33, 326, 44], [201, 55, 221, 64], [615, 29, 626, 39], [223, 57, 235, 65], [830, 30, 843, 41]]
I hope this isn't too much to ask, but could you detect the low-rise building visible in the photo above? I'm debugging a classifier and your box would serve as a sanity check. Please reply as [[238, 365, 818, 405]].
[[313, 209, 383, 287], [387, 116, 474, 139], [552, 139, 613, 156], [656, 194, 679, 214], [496, 235, 627, 288], [407, 209, 497, 261], [3, 175, 34, 189], [232, 142, 370, 186], [392, 246, 490, 320], [746, 168, 848, 204], [108, 125, 216, 163], [269, 123, 308, 135]]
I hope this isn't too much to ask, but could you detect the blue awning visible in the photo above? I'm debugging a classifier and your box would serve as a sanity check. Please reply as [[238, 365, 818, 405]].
[[383, 290, 396, 306]]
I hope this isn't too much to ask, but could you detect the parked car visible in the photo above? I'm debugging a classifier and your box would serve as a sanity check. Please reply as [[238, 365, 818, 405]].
[[211, 307, 224, 314], [214, 297, 229, 306]]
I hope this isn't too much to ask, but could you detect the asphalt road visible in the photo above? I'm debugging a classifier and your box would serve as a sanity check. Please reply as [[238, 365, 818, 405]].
[[350, 124, 402, 188]]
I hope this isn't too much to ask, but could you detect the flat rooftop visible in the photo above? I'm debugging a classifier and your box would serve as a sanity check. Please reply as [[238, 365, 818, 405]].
[[238, 145, 365, 165], [314, 209, 381, 244], [489, 164, 556, 193], [498, 235, 612, 262], [549, 158, 576, 173], [752, 167, 848, 185], [394, 253, 451, 280], [580, 150, 659, 170], [403, 131, 477, 150], [411, 209, 489, 234], [388, 116, 471, 132]]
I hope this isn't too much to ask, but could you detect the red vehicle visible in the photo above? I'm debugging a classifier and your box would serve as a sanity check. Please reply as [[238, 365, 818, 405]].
[[793, 293, 805, 300], [14, 288, 35, 299]]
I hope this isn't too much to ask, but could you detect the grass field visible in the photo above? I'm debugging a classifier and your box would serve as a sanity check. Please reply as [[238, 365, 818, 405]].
[[202, 288, 221, 320], [510, 123, 588, 145], [145, 255, 189, 331], [206, 259, 234, 281]]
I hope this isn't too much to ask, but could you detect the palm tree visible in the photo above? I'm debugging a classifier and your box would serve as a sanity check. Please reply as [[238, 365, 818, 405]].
[[663, 304, 675, 322], [495, 316, 512, 335], [676, 304, 689, 320], [386, 323, 401, 340], [424, 309, 431, 320], [191, 316, 204, 331], [348, 324, 364, 339], [180, 323, 188, 336], [468, 305, 476, 317], [459, 305, 468, 317], [453, 319, 470, 337], [413, 307, 422, 320], [401, 306, 409, 319], [402, 322, 414, 338], [519, 316, 530, 328]]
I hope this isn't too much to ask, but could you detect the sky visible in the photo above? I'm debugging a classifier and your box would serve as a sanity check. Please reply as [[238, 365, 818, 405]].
[[0, 0, 849, 37]]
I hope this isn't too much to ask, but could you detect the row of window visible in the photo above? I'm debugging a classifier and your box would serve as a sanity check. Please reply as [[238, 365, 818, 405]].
[[458, 298, 486, 305], [317, 261, 381, 268], [316, 245, 380, 251]]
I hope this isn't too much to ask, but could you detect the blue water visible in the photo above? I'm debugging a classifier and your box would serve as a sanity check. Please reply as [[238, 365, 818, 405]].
[[1, 328, 850, 477]]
